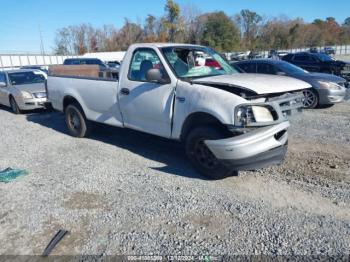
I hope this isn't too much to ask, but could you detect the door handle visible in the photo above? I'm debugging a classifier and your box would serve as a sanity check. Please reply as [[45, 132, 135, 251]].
[[120, 88, 130, 95]]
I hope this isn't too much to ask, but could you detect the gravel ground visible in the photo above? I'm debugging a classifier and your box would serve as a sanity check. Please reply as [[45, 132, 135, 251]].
[[0, 101, 349, 257]]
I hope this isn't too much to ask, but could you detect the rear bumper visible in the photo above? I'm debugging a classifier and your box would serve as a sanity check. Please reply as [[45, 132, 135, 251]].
[[318, 88, 346, 104], [204, 121, 289, 171]]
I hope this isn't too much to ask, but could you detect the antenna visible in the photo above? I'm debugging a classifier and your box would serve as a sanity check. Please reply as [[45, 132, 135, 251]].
[[38, 23, 45, 55]]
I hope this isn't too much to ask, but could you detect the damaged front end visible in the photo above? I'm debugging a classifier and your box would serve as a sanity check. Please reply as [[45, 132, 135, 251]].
[[204, 92, 305, 171], [234, 91, 305, 128]]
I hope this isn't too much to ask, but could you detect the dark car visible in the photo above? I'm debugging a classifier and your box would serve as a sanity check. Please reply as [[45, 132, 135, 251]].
[[309, 47, 319, 53], [248, 51, 263, 59], [63, 58, 119, 78], [20, 65, 48, 74], [282, 52, 350, 81], [323, 47, 335, 55], [107, 61, 121, 73], [233, 59, 348, 108], [107, 61, 121, 68], [63, 58, 108, 68]]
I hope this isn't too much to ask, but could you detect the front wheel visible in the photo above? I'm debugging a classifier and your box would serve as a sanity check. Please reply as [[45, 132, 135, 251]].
[[65, 103, 91, 138], [185, 126, 235, 180], [302, 89, 319, 109], [9, 96, 21, 114]]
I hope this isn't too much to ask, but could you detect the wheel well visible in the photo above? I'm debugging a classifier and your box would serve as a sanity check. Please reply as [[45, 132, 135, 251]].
[[63, 96, 80, 110], [180, 112, 228, 141]]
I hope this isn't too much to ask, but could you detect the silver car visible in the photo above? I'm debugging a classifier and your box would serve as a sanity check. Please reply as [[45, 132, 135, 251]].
[[233, 59, 348, 108], [0, 69, 48, 114]]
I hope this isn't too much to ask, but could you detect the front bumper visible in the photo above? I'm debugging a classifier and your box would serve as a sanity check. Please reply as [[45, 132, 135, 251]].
[[318, 88, 346, 104], [204, 121, 289, 171], [17, 97, 48, 110]]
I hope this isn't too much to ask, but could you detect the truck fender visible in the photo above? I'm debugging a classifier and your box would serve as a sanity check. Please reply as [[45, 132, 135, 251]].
[[62, 92, 87, 115], [179, 111, 228, 141]]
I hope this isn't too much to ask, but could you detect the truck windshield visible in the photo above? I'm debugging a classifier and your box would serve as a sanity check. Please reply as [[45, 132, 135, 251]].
[[161, 46, 238, 79], [8, 72, 45, 85]]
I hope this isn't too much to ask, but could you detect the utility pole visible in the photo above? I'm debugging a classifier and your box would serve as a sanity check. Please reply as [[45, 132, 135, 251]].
[[38, 23, 45, 55]]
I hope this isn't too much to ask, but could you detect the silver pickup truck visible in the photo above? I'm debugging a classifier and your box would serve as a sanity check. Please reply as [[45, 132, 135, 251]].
[[47, 43, 310, 179]]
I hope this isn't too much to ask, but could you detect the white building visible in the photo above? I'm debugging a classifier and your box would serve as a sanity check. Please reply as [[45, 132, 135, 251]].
[[82, 51, 126, 63]]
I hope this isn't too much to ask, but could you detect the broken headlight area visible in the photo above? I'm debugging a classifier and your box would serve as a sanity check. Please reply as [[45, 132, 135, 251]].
[[234, 92, 305, 128], [236, 105, 277, 126]]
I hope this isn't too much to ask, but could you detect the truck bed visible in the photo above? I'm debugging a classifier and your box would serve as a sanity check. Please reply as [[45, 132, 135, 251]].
[[47, 75, 123, 127]]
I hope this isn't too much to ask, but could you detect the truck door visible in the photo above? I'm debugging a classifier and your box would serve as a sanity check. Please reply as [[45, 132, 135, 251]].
[[118, 48, 176, 138]]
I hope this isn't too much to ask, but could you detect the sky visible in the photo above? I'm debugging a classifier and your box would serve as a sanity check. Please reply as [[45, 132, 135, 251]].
[[1, 0, 349, 54]]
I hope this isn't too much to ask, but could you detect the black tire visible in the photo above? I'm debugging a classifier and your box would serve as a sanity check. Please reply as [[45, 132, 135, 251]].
[[318, 104, 335, 109], [302, 89, 319, 109], [9, 96, 21, 114], [185, 126, 234, 180], [64, 103, 91, 138]]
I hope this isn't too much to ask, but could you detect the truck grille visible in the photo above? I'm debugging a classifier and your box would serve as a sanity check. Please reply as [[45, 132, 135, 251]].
[[267, 92, 304, 119]]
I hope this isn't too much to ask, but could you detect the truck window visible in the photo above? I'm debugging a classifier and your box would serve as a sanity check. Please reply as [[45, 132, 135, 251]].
[[162, 46, 236, 79], [128, 49, 164, 82]]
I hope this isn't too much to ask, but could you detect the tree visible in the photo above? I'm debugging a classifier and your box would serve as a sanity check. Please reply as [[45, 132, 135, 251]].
[[54, 27, 72, 55], [201, 11, 240, 51], [344, 17, 350, 27], [182, 4, 204, 44], [144, 14, 157, 42], [163, 0, 181, 42], [341, 17, 350, 44], [53, 7, 350, 54], [117, 18, 144, 50], [237, 9, 262, 49]]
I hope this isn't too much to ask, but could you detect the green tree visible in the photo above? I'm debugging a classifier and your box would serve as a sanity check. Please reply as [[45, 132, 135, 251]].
[[344, 17, 350, 26], [164, 0, 181, 42], [118, 18, 144, 49], [144, 14, 157, 40], [237, 9, 262, 49], [201, 11, 240, 51], [341, 17, 350, 43]]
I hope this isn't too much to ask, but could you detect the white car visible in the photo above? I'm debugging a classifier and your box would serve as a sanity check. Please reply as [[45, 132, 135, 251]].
[[0, 69, 48, 114], [47, 43, 311, 179]]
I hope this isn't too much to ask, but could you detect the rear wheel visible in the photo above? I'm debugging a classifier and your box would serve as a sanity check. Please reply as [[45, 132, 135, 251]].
[[185, 126, 235, 180], [9, 96, 21, 114], [65, 103, 91, 138], [302, 89, 319, 109]]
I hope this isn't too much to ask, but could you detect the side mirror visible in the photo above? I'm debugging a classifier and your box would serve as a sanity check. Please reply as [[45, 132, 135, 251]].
[[0, 81, 6, 87], [146, 68, 170, 84]]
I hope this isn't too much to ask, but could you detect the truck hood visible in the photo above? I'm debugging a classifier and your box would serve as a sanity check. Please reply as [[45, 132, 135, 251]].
[[193, 73, 311, 95], [13, 83, 46, 93]]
